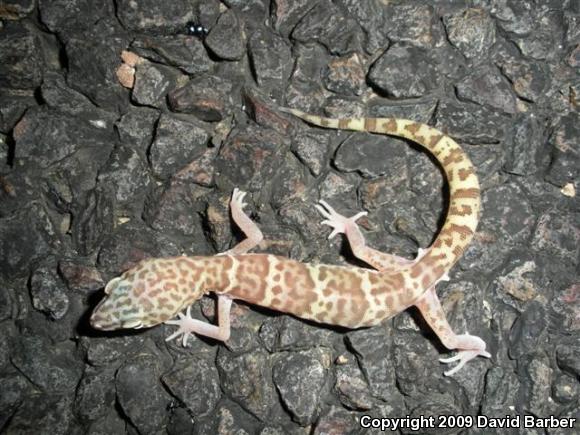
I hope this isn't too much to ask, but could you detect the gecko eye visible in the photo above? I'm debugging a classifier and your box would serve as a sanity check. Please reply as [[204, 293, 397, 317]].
[[104, 277, 122, 295]]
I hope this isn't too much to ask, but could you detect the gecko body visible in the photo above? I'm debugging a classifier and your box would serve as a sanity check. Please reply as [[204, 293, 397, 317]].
[[91, 109, 490, 375]]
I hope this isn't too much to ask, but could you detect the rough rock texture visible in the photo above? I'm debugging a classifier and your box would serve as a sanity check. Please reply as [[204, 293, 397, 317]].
[[0, 0, 578, 433]]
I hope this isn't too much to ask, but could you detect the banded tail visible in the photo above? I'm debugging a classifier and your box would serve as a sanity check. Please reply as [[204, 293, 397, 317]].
[[281, 107, 481, 292]]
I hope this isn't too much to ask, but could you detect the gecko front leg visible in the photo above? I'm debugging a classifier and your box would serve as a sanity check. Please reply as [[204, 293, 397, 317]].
[[165, 295, 233, 345], [166, 188, 262, 345]]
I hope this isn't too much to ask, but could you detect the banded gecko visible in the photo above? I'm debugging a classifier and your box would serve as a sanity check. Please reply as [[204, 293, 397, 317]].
[[91, 108, 490, 376]]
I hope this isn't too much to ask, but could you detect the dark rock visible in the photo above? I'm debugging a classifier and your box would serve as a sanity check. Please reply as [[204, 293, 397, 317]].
[[86, 411, 126, 435], [131, 35, 214, 75], [513, 10, 565, 61], [64, 27, 129, 110], [248, 27, 293, 91], [335, 361, 373, 410], [30, 261, 69, 320], [223, 0, 268, 18], [74, 367, 116, 422], [522, 355, 557, 416], [216, 348, 275, 420], [322, 96, 365, 118], [59, 260, 104, 292], [270, 0, 315, 38], [97, 145, 152, 215], [260, 316, 335, 352], [41, 72, 117, 128], [149, 114, 210, 179], [491, 0, 534, 35], [0, 371, 34, 428], [384, 3, 443, 48], [172, 146, 219, 187], [322, 53, 366, 96], [115, 355, 170, 434], [481, 367, 521, 417], [144, 181, 212, 239], [0, 22, 43, 89], [444, 8, 496, 60], [115, 106, 159, 153], [205, 9, 246, 61], [132, 60, 181, 108], [340, 0, 388, 54], [39, 0, 116, 35], [291, 0, 361, 55], [532, 210, 580, 262], [503, 113, 544, 176], [552, 373, 579, 404], [13, 106, 115, 169], [82, 334, 144, 367], [318, 172, 358, 205], [468, 183, 535, 270], [0, 0, 35, 19], [194, 401, 262, 434], [95, 219, 175, 271], [270, 154, 312, 209], [215, 125, 288, 190], [498, 57, 550, 102], [545, 112, 580, 186], [116, 0, 195, 33], [272, 349, 328, 425], [334, 131, 407, 178], [243, 90, 293, 135], [435, 100, 510, 144], [0, 88, 36, 133], [3, 394, 77, 435], [11, 335, 83, 392], [162, 358, 221, 417], [367, 99, 437, 121], [346, 328, 402, 404], [0, 203, 61, 279], [456, 65, 518, 114], [71, 188, 114, 256], [368, 44, 441, 98], [291, 130, 331, 177], [168, 75, 233, 121], [556, 340, 580, 377], [509, 301, 549, 359], [314, 405, 359, 435]]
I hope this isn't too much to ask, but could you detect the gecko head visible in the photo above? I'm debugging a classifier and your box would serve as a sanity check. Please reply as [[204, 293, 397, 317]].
[[90, 275, 152, 331]]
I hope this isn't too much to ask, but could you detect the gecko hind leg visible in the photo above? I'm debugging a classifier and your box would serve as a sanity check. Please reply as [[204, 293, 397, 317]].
[[414, 287, 490, 376], [221, 187, 264, 255], [165, 294, 233, 346], [315, 199, 415, 272]]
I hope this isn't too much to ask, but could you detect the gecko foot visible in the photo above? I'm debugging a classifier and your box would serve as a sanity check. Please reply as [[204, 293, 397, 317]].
[[439, 333, 491, 376], [315, 200, 367, 239], [165, 306, 197, 347], [231, 187, 248, 211]]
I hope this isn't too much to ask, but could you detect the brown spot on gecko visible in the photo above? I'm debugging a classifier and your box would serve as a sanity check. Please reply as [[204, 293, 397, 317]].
[[442, 148, 465, 166], [452, 188, 480, 199], [338, 118, 350, 129], [364, 118, 377, 131], [382, 119, 397, 132], [428, 134, 444, 148], [272, 285, 283, 295], [449, 205, 473, 216], [446, 223, 474, 240], [457, 167, 475, 181], [404, 122, 421, 135]]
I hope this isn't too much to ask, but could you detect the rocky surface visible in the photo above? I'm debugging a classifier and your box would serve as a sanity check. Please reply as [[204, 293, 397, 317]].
[[0, 0, 578, 433]]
